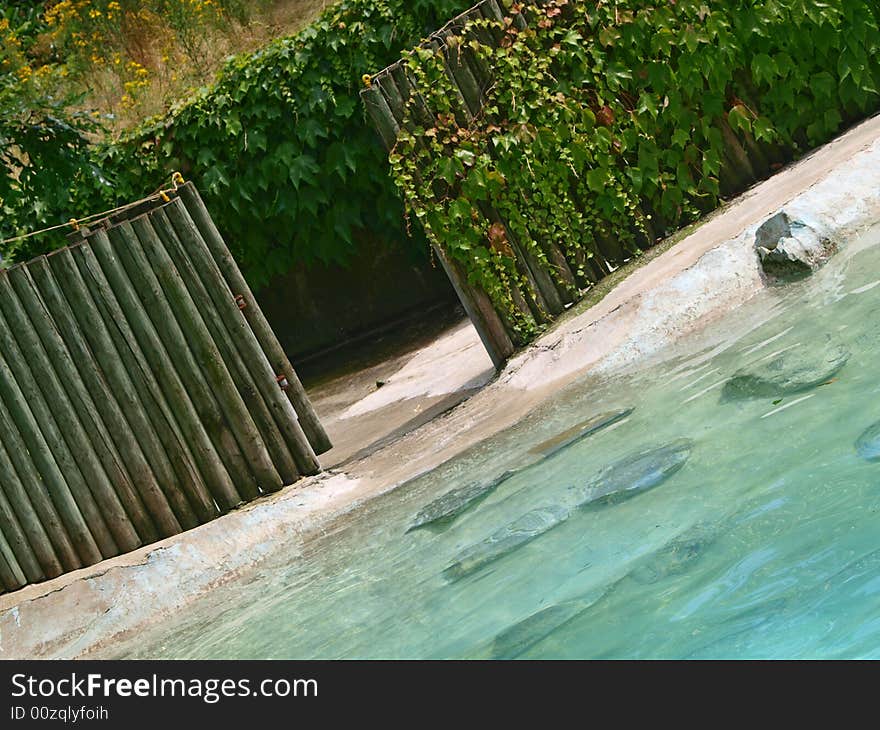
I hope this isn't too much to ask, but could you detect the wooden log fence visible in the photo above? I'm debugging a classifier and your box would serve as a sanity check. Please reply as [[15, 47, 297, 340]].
[[0, 182, 330, 594]]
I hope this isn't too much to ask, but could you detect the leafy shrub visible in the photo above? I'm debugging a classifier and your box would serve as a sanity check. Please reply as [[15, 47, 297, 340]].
[[93, 0, 473, 287], [0, 3, 105, 262]]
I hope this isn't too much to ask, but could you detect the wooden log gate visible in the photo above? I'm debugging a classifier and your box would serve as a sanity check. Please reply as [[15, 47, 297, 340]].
[[0, 182, 331, 594], [362, 0, 572, 369]]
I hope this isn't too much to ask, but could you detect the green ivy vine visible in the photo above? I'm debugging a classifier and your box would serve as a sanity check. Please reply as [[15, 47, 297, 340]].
[[388, 0, 880, 344]]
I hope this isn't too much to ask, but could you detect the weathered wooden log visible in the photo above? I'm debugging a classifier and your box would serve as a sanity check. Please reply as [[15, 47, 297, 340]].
[[388, 65, 415, 113], [158, 202, 319, 479], [0, 290, 122, 557], [6, 266, 183, 539], [510, 2, 529, 31], [435, 246, 515, 367], [24, 258, 203, 530], [0, 445, 44, 583], [362, 85, 401, 150], [361, 85, 518, 365], [129, 216, 281, 496], [436, 23, 571, 318], [474, 202, 557, 321], [438, 32, 484, 117], [38, 249, 224, 522], [429, 39, 472, 128], [88, 226, 245, 512], [148, 208, 301, 484], [716, 118, 758, 193], [176, 182, 332, 455], [0, 276, 147, 551], [393, 66, 436, 130], [376, 74, 408, 126], [0, 390, 77, 577], [478, 1, 506, 43], [484, 0, 508, 25], [458, 33, 494, 98], [568, 244, 604, 287], [0, 530, 26, 593], [0, 312, 102, 566]]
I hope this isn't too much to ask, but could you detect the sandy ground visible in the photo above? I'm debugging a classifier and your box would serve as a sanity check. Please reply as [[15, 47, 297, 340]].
[[4, 114, 880, 659]]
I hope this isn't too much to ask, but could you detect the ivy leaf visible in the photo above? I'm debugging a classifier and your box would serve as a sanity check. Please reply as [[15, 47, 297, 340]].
[[728, 105, 752, 134], [671, 128, 691, 148], [752, 117, 776, 143], [810, 71, 836, 101], [287, 154, 319, 189], [448, 197, 472, 221], [586, 168, 606, 193], [605, 63, 633, 91], [752, 53, 778, 84], [437, 156, 463, 184]]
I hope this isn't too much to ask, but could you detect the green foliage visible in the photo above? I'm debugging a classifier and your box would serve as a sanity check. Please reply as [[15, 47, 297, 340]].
[[388, 0, 880, 343], [88, 0, 472, 287], [0, 2, 107, 262], [1, 0, 471, 282]]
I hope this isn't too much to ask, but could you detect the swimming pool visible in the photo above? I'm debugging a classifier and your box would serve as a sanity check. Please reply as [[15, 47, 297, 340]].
[[110, 223, 880, 659]]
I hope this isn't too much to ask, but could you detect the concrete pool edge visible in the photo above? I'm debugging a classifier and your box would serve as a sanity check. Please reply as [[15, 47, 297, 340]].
[[4, 114, 880, 659]]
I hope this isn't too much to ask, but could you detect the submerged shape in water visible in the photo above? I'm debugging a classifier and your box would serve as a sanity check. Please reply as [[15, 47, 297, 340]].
[[855, 421, 880, 462], [628, 522, 717, 585], [406, 470, 518, 533], [442, 504, 572, 581], [574, 439, 694, 508], [529, 408, 635, 458], [412, 409, 636, 534], [484, 597, 599, 659], [721, 341, 850, 401], [444, 441, 694, 581]]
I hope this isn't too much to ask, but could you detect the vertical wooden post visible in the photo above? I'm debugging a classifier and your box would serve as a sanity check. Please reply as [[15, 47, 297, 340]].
[[0, 441, 45, 583], [0, 429, 62, 579], [0, 326, 102, 566], [38, 250, 225, 521]]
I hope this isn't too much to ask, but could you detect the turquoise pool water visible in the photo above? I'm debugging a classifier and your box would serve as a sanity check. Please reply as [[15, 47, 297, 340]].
[[114, 224, 880, 659]]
